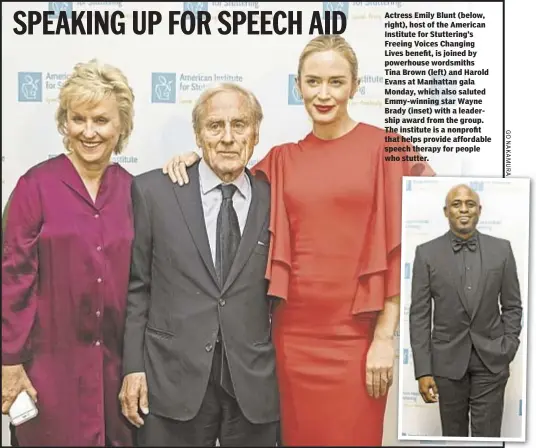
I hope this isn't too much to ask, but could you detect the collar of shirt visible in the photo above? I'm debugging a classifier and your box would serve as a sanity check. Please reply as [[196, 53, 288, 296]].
[[198, 157, 251, 200]]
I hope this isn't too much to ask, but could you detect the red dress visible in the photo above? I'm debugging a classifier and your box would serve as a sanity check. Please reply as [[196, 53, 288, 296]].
[[251, 123, 435, 446], [2, 155, 135, 446]]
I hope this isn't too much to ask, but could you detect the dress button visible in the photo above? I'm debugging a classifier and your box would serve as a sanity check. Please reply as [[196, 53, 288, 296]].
[[95, 340, 101, 346], [219, 299, 226, 306], [96, 310, 101, 317], [205, 343, 213, 352], [94, 214, 100, 219], [97, 277, 102, 283], [97, 246, 102, 251]]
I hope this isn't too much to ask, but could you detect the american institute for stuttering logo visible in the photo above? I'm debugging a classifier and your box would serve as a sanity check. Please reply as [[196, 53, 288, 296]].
[[287, 75, 303, 106], [468, 180, 484, 192], [183, 2, 209, 13], [48, 2, 74, 17], [48, 1, 126, 16], [404, 262, 412, 280], [18, 72, 42, 102], [18, 71, 71, 102], [152, 73, 177, 104], [403, 303, 410, 319], [323, 2, 349, 18]]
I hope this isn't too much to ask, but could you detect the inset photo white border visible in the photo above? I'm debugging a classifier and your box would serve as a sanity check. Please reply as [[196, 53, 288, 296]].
[[397, 176, 529, 443]]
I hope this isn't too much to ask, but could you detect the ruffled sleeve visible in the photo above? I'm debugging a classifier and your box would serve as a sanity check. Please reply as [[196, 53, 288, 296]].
[[250, 144, 292, 301], [351, 134, 435, 315]]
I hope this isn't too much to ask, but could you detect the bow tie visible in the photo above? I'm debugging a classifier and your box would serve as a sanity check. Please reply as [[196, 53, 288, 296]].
[[452, 236, 478, 252]]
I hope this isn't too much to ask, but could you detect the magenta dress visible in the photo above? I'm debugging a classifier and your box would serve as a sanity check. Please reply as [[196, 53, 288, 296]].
[[2, 154, 135, 446]]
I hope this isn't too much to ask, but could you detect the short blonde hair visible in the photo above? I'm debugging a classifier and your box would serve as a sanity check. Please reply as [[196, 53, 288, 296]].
[[56, 59, 135, 154], [192, 83, 263, 137], [298, 35, 359, 87]]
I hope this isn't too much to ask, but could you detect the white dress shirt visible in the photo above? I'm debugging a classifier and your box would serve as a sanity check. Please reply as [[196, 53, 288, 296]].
[[198, 158, 252, 265]]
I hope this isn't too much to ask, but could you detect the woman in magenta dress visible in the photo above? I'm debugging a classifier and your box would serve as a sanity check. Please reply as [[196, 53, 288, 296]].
[[2, 60, 136, 446], [165, 35, 435, 446]]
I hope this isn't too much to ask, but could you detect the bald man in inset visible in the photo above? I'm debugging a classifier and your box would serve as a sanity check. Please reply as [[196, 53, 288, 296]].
[[409, 183, 522, 438]]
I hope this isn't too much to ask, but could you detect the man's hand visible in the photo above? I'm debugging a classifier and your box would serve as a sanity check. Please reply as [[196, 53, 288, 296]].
[[418, 375, 439, 403], [2, 365, 38, 414], [366, 337, 395, 399], [162, 152, 200, 185], [119, 372, 149, 428]]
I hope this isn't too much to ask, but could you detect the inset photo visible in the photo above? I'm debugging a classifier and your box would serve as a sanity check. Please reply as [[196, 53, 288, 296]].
[[398, 177, 529, 443]]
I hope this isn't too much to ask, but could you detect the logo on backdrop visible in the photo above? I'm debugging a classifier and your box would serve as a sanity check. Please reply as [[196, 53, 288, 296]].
[[403, 179, 439, 192], [323, 2, 349, 17], [49, 1, 124, 15], [404, 219, 429, 231], [18, 72, 42, 102], [152, 73, 176, 104], [184, 2, 209, 12], [321, 2, 403, 23], [469, 180, 484, 192], [404, 262, 411, 279], [353, 74, 382, 98], [288, 75, 303, 106], [477, 219, 501, 232], [210, 1, 260, 10], [49, 2, 73, 17]]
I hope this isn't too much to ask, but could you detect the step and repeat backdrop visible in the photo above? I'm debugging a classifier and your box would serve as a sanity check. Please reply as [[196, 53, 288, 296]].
[[399, 177, 529, 443], [2, 2, 506, 446]]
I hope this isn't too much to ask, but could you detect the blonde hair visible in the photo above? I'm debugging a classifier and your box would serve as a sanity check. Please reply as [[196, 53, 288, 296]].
[[297, 35, 359, 87], [192, 82, 263, 137], [56, 59, 135, 155]]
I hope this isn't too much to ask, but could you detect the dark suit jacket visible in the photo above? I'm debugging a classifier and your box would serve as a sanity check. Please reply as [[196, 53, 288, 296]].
[[409, 230, 522, 380], [122, 162, 279, 424]]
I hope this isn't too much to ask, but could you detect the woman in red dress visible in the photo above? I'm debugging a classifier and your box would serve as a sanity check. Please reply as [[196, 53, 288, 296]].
[[165, 35, 435, 446]]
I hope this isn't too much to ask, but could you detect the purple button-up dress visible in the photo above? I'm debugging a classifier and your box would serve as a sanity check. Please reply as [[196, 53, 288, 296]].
[[2, 154, 135, 446]]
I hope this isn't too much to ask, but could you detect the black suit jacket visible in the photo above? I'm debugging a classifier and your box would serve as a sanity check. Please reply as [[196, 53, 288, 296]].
[[122, 162, 279, 424], [409, 231, 522, 380]]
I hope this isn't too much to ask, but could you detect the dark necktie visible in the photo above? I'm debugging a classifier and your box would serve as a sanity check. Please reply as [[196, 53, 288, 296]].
[[452, 235, 478, 252], [215, 184, 241, 286], [214, 184, 240, 398]]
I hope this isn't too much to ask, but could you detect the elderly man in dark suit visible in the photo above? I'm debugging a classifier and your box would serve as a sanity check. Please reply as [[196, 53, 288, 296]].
[[409, 183, 522, 438], [118, 83, 279, 446]]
